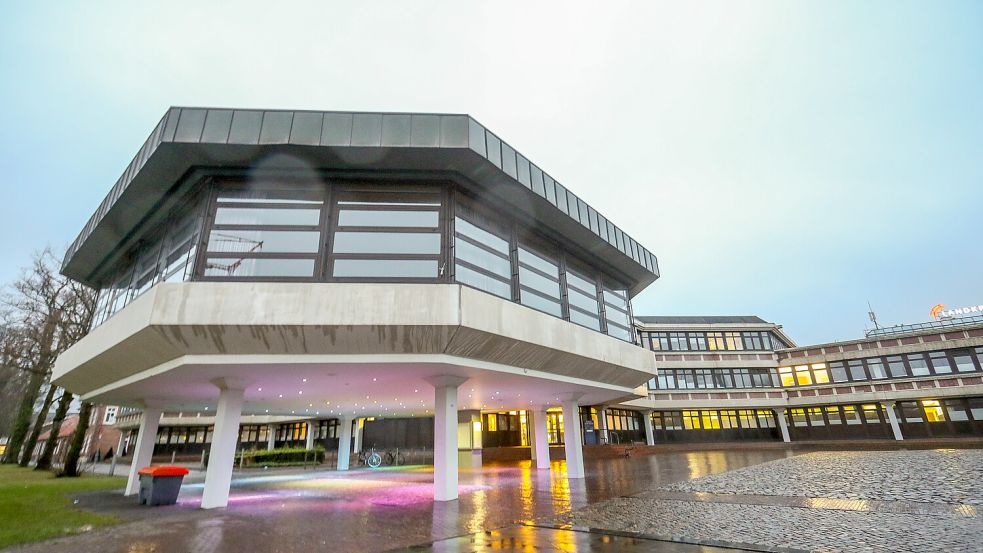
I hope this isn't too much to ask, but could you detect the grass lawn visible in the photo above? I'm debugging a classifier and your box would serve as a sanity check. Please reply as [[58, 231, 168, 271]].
[[0, 464, 124, 549]]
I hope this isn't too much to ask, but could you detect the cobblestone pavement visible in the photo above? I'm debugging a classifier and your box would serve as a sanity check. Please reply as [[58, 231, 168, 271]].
[[663, 449, 983, 505], [553, 449, 983, 553]]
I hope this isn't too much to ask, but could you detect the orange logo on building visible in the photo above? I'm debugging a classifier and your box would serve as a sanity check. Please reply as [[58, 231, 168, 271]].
[[930, 304, 946, 318]]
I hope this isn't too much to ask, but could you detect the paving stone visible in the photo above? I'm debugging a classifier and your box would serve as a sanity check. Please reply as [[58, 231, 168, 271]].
[[552, 449, 983, 553]]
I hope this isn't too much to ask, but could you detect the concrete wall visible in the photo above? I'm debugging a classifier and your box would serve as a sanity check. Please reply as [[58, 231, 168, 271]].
[[54, 282, 657, 397]]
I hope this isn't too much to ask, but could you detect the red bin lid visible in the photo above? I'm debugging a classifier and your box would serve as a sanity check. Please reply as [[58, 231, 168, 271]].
[[137, 465, 190, 477]]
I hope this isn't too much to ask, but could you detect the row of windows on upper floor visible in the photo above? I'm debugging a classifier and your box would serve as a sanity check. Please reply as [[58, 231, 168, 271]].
[[648, 347, 983, 391], [638, 331, 788, 353], [652, 399, 983, 431], [778, 347, 983, 386], [91, 180, 636, 342]]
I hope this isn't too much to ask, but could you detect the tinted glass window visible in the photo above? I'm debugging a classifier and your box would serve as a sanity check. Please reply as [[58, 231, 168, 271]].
[[204, 258, 315, 278], [214, 207, 320, 226], [207, 230, 320, 253], [333, 259, 438, 278], [337, 210, 438, 228], [332, 232, 440, 254]]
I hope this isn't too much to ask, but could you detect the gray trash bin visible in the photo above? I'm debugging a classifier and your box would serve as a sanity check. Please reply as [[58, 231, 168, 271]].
[[137, 466, 189, 506]]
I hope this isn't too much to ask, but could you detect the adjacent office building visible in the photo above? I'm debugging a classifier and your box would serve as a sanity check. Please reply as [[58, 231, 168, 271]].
[[630, 315, 983, 443]]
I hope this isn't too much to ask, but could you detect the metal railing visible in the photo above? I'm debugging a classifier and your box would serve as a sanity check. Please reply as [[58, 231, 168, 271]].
[[865, 315, 983, 338]]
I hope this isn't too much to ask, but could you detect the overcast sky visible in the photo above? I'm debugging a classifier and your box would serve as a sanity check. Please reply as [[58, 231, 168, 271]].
[[1, 2, 980, 345]]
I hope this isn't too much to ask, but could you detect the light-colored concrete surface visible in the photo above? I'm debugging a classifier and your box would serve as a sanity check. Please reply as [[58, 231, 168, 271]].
[[54, 282, 656, 400]]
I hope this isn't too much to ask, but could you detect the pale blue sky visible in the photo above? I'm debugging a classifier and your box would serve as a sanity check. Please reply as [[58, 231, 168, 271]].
[[1, 2, 980, 345]]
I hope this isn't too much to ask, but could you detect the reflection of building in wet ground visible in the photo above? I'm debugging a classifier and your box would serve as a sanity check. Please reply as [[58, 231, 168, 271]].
[[558, 449, 983, 553], [8, 451, 790, 553]]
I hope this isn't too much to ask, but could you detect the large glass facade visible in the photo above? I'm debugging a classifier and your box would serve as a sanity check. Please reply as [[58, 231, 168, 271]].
[[92, 192, 205, 327], [91, 179, 638, 342]]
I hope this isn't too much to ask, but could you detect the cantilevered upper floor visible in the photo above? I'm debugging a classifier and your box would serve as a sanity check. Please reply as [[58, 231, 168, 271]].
[[62, 108, 660, 345]]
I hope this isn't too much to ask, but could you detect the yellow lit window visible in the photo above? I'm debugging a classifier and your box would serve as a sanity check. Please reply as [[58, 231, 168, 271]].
[[487, 414, 497, 432], [795, 365, 813, 385], [683, 411, 701, 429], [779, 367, 795, 387], [701, 412, 721, 429], [922, 400, 945, 423], [812, 364, 830, 384]]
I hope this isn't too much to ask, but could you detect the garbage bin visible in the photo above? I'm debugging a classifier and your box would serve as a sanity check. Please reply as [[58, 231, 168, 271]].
[[137, 465, 189, 506]]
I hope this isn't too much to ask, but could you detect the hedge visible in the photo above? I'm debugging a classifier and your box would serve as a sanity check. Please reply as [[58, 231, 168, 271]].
[[243, 446, 325, 466]]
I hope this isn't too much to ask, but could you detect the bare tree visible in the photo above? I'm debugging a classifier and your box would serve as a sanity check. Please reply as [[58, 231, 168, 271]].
[[0, 249, 96, 467], [34, 390, 72, 471], [19, 383, 57, 466], [62, 401, 93, 477]]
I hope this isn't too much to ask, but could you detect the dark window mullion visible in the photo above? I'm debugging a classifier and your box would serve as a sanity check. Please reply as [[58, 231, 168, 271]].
[[335, 225, 440, 233], [192, 180, 219, 280], [518, 285, 562, 304], [214, 201, 325, 210], [454, 259, 511, 284], [454, 233, 512, 262], [517, 260, 561, 283], [204, 252, 319, 259]]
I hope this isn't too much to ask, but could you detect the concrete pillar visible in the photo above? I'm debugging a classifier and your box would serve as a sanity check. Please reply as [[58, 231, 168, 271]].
[[527, 411, 536, 462], [561, 396, 585, 479], [353, 418, 363, 453], [109, 431, 125, 476], [201, 381, 245, 509], [336, 417, 353, 470], [597, 407, 609, 444], [124, 406, 162, 496], [775, 408, 791, 443], [532, 408, 551, 470], [426, 375, 468, 502], [266, 424, 276, 451], [642, 410, 655, 446], [305, 421, 315, 449], [883, 402, 904, 441]]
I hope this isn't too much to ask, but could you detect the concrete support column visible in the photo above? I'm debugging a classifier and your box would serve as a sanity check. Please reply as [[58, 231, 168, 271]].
[[266, 424, 276, 451], [597, 407, 609, 444], [532, 408, 550, 470], [527, 410, 537, 462], [201, 380, 246, 509], [561, 396, 585, 479], [883, 402, 904, 441], [532, 408, 551, 470], [775, 408, 791, 443], [337, 417, 353, 471], [642, 410, 655, 446], [353, 418, 363, 453], [124, 406, 162, 496], [427, 375, 468, 502], [305, 421, 315, 449]]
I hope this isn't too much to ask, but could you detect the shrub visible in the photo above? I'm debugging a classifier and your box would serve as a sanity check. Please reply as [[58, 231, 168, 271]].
[[243, 446, 325, 466]]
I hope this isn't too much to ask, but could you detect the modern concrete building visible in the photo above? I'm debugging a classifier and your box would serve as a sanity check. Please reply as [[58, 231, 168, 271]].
[[631, 314, 983, 443], [52, 108, 660, 508]]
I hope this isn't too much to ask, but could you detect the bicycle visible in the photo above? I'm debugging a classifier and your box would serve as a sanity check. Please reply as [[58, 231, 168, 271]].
[[359, 447, 383, 468], [358, 446, 405, 468], [384, 447, 405, 466]]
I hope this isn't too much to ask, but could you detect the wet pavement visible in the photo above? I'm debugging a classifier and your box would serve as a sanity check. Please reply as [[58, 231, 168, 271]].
[[405, 526, 745, 552], [557, 449, 983, 553], [4, 449, 793, 553]]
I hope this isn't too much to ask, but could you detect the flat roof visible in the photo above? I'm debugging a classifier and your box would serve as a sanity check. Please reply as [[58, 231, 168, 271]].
[[635, 315, 770, 325], [62, 108, 659, 294]]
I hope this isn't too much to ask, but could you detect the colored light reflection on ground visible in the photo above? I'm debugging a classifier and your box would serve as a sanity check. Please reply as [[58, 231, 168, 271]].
[[177, 465, 491, 508]]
